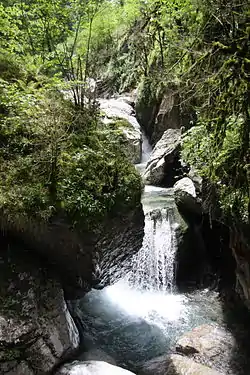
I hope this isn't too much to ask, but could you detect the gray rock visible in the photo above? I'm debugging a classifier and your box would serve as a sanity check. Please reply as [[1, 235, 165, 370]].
[[135, 79, 160, 144], [171, 182, 207, 287], [1, 202, 144, 299], [144, 129, 181, 185], [92, 206, 144, 287], [176, 324, 238, 375], [139, 354, 224, 375], [56, 360, 135, 375], [99, 98, 142, 163], [0, 249, 79, 375], [152, 89, 181, 144], [1, 361, 34, 375], [188, 167, 202, 196], [135, 82, 194, 146], [79, 349, 116, 365], [174, 177, 196, 198], [174, 177, 202, 218]]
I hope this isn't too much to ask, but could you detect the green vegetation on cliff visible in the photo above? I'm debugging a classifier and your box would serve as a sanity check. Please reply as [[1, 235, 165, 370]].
[[180, 1, 250, 224], [1, 0, 249, 227], [81, 0, 249, 226], [0, 0, 142, 229]]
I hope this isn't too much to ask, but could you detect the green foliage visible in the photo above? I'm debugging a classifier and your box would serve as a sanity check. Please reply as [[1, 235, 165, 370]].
[[0, 50, 26, 81], [107, 118, 134, 130], [181, 0, 250, 224], [1, 0, 248, 229], [0, 79, 141, 227], [182, 116, 249, 223], [98, 0, 249, 225], [59, 144, 141, 226], [0, 0, 143, 231]]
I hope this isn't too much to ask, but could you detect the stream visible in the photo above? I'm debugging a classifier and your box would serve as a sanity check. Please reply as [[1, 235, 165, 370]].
[[76, 188, 223, 372], [73, 106, 225, 373], [63, 97, 250, 375]]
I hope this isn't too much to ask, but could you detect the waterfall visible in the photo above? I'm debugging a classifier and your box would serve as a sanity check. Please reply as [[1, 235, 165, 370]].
[[104, 192, 183, 329], [141, 131, 152, 163], [126, 208, 177, 293]]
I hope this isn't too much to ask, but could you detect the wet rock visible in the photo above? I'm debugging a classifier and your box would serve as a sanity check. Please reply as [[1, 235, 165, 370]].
[[2, 201, 144, 300], [144, 129, 182, 186], [79, 348, 116, 365], [92, 206, 144, 288], [139, 354, 223, 375], [172, 181, 207, 288], [174, 177, 202, 220], [176, 324, 237, 374], [0, 246, 79, 375], [228, 228, 250, 310], [99, 97, 142, 163], [56, 360, 136, 375]]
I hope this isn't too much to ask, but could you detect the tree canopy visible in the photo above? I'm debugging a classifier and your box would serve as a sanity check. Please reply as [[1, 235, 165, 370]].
[[0, 0, 249, 228]]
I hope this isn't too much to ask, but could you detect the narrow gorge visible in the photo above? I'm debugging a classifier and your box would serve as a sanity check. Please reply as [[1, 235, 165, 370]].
[[56, 96, 250, 375], [0, 1, 249, 374]]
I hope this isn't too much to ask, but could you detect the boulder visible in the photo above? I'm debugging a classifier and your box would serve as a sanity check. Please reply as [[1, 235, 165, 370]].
[[139, 354, 223, 375], [174, 177, 202, 220], [176, 324, 240, 375], [173, 178, 207, 288], [0, 243, 79, 375], [144, 129, 182, 186], [188, 167, 202, 196], [56, 360, 135, 375], [99, 98, 142, 163]]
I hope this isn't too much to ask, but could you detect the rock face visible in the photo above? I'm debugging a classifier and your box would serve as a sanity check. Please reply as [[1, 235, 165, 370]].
[[230, 229, 250, 309], [174, 177, 202, 219], [93, 208, 144, 287], [139, 322, 250, 375], [152, 89, 181, 145], [135, 79, 161, 144], [56, 360, 136, 375], [200, 180, 250, 308], [173, 178, 206, 288], [99, 97, 142, 163], [135, 82, 195, 146], [139, 354, 223, 375], [3, 203, 144, 299], [144, 129, 182, 186], [0, 240, 79, 375]]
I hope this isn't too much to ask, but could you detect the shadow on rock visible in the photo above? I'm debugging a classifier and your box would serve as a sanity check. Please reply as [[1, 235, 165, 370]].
[[220, 291, 250, 375]]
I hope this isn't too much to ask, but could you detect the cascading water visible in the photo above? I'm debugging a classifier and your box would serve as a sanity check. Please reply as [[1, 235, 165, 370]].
[[126, 208, 176, 292], [103, 120, 183, 326], [73, 98, 225, 373], [103, 186, 185, 332]]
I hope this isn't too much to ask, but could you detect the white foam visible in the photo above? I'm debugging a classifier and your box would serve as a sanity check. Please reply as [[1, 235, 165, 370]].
[[105, 280, 187, 331]]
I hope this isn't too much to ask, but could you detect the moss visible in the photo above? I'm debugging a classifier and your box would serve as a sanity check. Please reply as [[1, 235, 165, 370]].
[[0, 348, 21, 361], [108, 117, 134, 130]]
